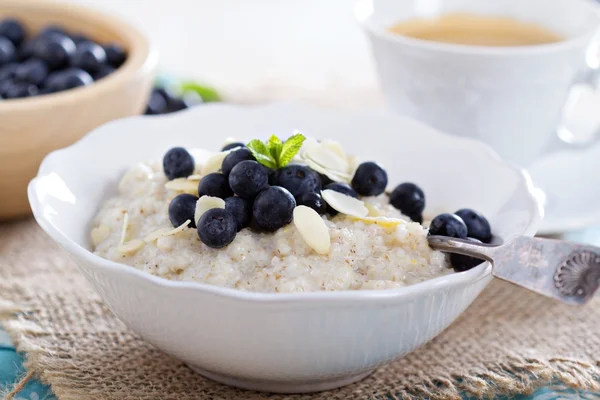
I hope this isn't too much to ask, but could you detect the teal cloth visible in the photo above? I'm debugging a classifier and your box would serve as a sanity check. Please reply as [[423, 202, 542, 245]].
[[1, 327, 597, 400]]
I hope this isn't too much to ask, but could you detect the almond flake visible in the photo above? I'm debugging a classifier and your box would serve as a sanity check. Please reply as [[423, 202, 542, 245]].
[[201, 151, 231, 175], [348, 215, 405, 229], [187, 174, 203, 181], [321, 140, 346, 159], [119, 213, 129, 245], [365, 203, 384, 217], [305, 145, 349, 173], [321, 189, 368, 218], [164, 220, 191, 237], [293, 206, 330, 255], [143, 228, 173, 243], [304, 158, 351, 183], [118, 239, 145, 256], [165, 178, 199, 195], [195, 196, 225, 224], [91, 224, 110, 247]]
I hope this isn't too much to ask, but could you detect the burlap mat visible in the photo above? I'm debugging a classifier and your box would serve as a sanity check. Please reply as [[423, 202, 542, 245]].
[[1, 218, 599, 400]]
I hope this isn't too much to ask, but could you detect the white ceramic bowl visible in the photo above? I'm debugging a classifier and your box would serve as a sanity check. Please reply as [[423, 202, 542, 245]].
[[28, 103, 542, 393]]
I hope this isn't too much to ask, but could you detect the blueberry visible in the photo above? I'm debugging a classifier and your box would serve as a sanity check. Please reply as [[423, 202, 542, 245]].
[[221, 142, 245, 151], [104, 43, 126, 68], [319, 173, 333, 187], [299, 192, 327, 215], [145, 88, 168, 115], [222, 148, 255, 176], [168, 193, 199, 228], [71, 33, 93, 45], [153, 87, 187, 113], [44, 68, 93, 92], [389, 183, 425, 217], [33, 33, 76, 70], [455, 209, 492, 243], [15, 59, 49, 86], [450, 238, 484, 272], [39, 25, 68, 38], [162, 147, 195, 180], [0, 37, 16, 65], [37, 86, 54, 96], [429, 213, 468, 238], [0, 79, 13, 98], [0, 62, 17, 81], [264, 166, 277, 185], [17, 39, 37, 61], [252, 186, 296, 232], [0, 19, 26, 47], [324, 182, 358, 198], [198, 173, 233, 199], [92, 64, 115, 81], [228, 160, 269, 199], [274, 165, 321, 200], [197, 208, 237, 248], [2, 82, 38, 99], [323, 182, 358, 215], [70, 41, 107, 73], [351, 162, 388, 196], [224, 196, 251, 231], [406, 213, 423, 224]]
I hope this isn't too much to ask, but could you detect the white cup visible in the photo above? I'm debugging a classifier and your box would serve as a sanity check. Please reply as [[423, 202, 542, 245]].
[[356, 0, 600, 165]]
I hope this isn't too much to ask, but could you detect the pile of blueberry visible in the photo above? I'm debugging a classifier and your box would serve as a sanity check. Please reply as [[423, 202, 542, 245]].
[[144, 86, 203, 115], [428, 210, 492, 272], [163, 141, 394, 249], [0, 18, 126, 99], [163, 139, 493, 274]]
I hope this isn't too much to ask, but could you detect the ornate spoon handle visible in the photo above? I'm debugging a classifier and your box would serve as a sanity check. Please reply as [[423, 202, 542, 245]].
[[428, 235, 600, 305]]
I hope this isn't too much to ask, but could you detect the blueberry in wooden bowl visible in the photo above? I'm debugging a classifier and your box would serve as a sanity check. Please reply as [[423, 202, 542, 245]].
[[0, 0, 158, 220]]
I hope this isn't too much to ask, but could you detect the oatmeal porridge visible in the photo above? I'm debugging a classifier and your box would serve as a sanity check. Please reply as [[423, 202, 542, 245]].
[[91, 134, 492, 293]]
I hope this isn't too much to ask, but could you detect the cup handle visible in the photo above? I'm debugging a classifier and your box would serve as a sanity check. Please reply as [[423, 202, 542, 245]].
[[545, 57, 600, 153]]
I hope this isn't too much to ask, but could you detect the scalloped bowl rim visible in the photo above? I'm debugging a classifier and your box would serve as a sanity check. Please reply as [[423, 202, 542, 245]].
[[27, 102, 543, 304]]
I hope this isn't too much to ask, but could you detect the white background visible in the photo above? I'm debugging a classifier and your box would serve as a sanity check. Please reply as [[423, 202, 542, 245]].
[[68, 0, 383, 107]]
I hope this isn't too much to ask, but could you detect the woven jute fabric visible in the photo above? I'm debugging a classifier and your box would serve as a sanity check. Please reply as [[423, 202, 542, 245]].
[[1, 218, 599, 400]]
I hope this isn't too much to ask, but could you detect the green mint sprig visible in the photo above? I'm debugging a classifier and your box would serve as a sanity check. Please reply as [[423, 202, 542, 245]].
[[247, 133, 306, 169]]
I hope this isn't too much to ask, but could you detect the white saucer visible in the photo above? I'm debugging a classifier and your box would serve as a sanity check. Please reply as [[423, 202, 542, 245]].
[[531, 85, 600, 234], [530, 141, 600, 234]]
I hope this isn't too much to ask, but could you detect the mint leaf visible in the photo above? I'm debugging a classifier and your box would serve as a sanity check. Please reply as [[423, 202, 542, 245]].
[[267, 135, 283, 166], [247, 139, 277, 169], [180, 81, 221, 102], [279, 133, 306, 167]]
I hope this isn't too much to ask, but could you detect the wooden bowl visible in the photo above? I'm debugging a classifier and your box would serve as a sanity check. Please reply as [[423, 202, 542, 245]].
[[0, 0, 158, 220]]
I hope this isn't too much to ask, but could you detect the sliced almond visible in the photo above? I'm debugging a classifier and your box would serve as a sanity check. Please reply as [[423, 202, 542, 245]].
[[187, 174, 203, 181], [321, 139, 346, 159], [119, 213, 129, 245], [348, 215, 405, 230], [143, 227, 173, 243], [201, 151, 230, 175], [91, 224, 110, 247], [118, 239, 145, 256], [165, 178, 199, 195], [293, 206, 331, 255], [305, 145, 349, 174], [365, 203, 384, 217], [321, 189, 368, 218], [164, 219, 191, 237], [195, 196, 225, 224], [304, 158, 351, 183]]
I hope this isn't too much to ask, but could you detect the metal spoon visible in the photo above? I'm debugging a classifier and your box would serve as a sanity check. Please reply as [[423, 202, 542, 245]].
[[428, 235, 600, 305]]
